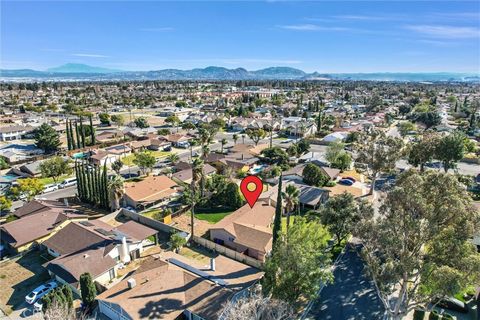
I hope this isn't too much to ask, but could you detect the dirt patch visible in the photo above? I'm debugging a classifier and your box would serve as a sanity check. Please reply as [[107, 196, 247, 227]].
[[171, 212, 212, 237], [0, 251, 50, 314]]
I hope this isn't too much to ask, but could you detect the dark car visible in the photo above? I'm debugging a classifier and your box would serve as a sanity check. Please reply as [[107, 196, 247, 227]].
[[339, 179, 354, 186]]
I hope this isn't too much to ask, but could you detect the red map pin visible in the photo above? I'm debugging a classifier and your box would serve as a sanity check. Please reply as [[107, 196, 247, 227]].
[[240, 175, 263, 208]]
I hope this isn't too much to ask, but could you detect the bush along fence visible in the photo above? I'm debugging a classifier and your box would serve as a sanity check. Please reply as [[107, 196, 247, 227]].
[[75, 161, 109, 210], [66, 115, 95, 151]]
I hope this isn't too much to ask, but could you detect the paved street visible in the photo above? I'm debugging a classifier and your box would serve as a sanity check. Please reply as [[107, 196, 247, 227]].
[[35, 186, 76, 201], [305, 244, 384, 320]]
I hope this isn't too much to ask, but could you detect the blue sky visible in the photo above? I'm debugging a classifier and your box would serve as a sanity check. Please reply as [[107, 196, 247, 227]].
[[1, 1, 479, 73]]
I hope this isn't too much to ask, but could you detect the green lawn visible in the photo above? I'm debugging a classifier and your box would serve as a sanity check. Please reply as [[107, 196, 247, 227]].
[[37, 174, 72, 186], [121, 150, 172, 166], [281, 216, 295, 232], [194, 210, 234, 224]]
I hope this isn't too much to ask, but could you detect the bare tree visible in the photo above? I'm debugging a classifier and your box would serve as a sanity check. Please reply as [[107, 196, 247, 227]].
[[43, 300, 85, 320], [222, 285, 293, 320]]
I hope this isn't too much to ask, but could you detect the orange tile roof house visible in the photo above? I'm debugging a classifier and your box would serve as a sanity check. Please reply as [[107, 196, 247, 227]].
[[209, 201, 275, 261], [123, 175, 179, 209]]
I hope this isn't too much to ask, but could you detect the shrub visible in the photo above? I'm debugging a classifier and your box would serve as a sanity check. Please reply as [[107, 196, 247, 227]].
[[428, 311, 440, 320], [413, 309, 426, 320], [170, 232, 187, 252]]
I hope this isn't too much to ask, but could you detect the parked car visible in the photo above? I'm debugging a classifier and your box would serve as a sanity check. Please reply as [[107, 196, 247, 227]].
[[43, 184, 58, 193], [339, 179, 354, 186], [25, 281, 57, 304], [163, 145, 172, 152], [342, 177, 356, 183], [33, 299, 43, 312], [58, 178, 77, 189], [433, 297, 468, 313]]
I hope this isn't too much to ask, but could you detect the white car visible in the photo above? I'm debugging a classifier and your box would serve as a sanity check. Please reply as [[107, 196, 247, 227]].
[[33, 299, 44, 312], [43, 184, 58, 193], [58, 178, 77, 189], [25, 281, 57, 304]]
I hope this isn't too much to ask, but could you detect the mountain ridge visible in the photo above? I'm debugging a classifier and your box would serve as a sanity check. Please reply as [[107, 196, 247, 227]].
[[1, 64, 479, 82]]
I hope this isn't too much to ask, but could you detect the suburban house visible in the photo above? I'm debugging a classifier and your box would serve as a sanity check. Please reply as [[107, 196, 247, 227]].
[[97, 252, 263, 320], [209, 201, 275, 261], [0, 208, 88, 253], [90, 150, 118, 167], [43, 219, 157, 294], [0, 125, 33, 141], [11, 199, 68, 219], [123, 175, 180, 209], [96, 130, 123, 144], [172, 162, 217, 184], [165, 133, 192, 148]]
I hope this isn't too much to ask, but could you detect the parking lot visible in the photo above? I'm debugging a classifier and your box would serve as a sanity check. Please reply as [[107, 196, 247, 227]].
[[0, 251, 50, 317]]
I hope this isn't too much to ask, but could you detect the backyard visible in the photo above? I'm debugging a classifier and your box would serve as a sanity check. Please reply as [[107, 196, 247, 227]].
[[0, 251, 51, 315], [194, 209, 234, 224], [121, 150, 172, 166]]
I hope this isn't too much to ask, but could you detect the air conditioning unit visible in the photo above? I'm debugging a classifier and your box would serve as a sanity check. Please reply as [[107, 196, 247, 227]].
[[127, 278, 136, 289]]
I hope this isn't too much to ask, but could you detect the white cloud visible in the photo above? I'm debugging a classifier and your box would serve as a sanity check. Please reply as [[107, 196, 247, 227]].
[[405, 25, 480, 39], [278, 24, 350, 31], [71, 53, 109, 58]]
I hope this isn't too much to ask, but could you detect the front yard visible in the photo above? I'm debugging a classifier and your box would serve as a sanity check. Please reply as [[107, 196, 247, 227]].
[[121, 150, 172, 166], [0, 251, 50, 315]]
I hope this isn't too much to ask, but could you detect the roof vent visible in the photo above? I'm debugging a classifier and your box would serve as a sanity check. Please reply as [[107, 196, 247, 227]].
[[83, 254, 89, 259], [127, 278, 136, 289]]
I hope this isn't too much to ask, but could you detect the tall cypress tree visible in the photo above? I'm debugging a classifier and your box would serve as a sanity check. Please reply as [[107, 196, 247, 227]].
[[89, 115, 95, 146], [75, 121, 81, 149], [272, 174, 283, 249], [69, 120, 76, 150], [85, 164, 92, 202], [66, 120, 72, 151], [79, 117, 86, 148], [101, 162, 108, 209], [74, 161, 80, 199]]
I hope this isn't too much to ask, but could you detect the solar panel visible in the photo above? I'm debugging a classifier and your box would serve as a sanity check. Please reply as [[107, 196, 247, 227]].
[[94, 228, 114, 237], [79, 221, 95, 227], [168, 258, 229, 286]]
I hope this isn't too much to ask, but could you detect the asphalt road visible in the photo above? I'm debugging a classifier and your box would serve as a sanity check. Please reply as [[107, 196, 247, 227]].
[[305, 244, 385, 320], [35, 186, 77, 201]]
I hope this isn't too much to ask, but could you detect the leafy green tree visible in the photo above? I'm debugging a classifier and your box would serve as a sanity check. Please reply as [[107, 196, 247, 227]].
[[415, 112, 442, 129], [170, 232, 187, 252], [134, 116, 149, 128], [157, 128, 170, 136], [79, 273, 97, 310], [320, 192, 372, 247], [325, 141, 345, 165], [0, 196, 12, 214], [283, 184, 299, 231], [435, 131, 466, 172], [181, 122, 196, 132], [286, 144, 298, 157], [398, 121, 417, 137], [133, 152, 156, 175], [0, 157, 9, 170], [165, 115, 181, 132], [355, 170, 480, 319], [111, 114, 125, 127], [332, 152, 352, 171], [17, 178, 44, 200], [111, 159, 123, 174], [219, 182, 244, 209], [355, 130, 404, 194], [246, 128, 266, 146], [232, 133, 239, 145], [40, 156, 72, 183], [220, 138, 227, 153], [302, 163, 328, 187], [272, 175, 283, 249], [296, 139, 310, 155], [99, 113, 110, 125], [261, 147, 289, 166], [34, 123, 61, 154], [408, 133, 440, 172], [263, 217, 333, 306]]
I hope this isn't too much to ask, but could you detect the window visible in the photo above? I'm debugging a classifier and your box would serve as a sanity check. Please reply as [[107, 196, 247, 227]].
[[109, 268, 115, 280]]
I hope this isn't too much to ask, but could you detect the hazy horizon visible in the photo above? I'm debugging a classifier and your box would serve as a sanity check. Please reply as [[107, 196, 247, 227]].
[[2, 1, 479, 73]]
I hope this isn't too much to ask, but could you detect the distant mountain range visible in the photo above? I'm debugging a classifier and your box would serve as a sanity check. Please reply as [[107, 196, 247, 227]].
[[1, 63, 479, 82]]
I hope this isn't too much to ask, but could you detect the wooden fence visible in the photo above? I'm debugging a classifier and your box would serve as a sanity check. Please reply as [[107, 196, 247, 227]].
[[192, 236, 264, 269]]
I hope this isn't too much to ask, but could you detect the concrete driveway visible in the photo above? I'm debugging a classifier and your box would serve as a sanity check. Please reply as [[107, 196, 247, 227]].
[[305, 244, 385, 320]]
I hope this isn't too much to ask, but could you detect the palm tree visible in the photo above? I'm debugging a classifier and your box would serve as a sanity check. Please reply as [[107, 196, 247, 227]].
[[220, 138, 227, 153], [241, 134, 246, 144], [282, 184, 299, 231], [201, 144, 210, 160], [167, 153, 180, 165], [108, 175, 125, 211], [233, 134, 238, 145], [190, 157, 204, 240]]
